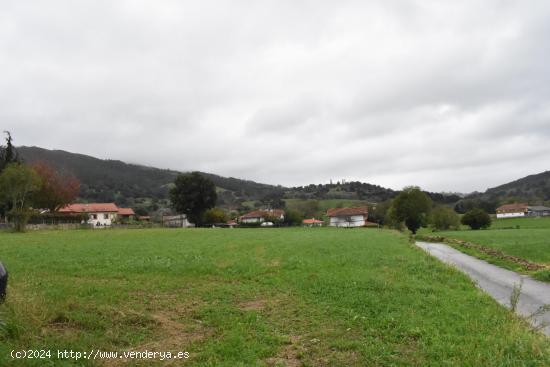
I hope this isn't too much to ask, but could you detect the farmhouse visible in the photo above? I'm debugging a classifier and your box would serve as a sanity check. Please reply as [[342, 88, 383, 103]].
[[302, 218, 324, 227], [327, 206, 369, 227], [496, 203, 529, 218], [59, 203, 119, 226], [239, 209, 285, 224]]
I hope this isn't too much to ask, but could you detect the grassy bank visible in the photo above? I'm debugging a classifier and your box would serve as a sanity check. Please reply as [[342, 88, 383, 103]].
[[1, 228, 549, 366]]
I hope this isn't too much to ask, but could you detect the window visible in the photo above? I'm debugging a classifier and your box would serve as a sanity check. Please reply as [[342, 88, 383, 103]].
[[91, 214, 97, 220], [104, 213, 109, 219]]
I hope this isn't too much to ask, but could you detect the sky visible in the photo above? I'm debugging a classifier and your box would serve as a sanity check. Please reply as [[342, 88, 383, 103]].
[[1, 1, 549, 193]]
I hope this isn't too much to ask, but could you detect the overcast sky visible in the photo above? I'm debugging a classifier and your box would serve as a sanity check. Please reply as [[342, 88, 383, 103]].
[[1, 1, 549, 192]]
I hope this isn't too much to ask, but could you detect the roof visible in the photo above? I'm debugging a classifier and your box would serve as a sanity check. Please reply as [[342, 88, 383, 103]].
[[303, 218, 324, 224], [327, 206, 369, 217], [59, 203, 119, 213], [226, 220, 239, 225], [240, 209, 285, 219], [496, 203, 528, 212], [118, 208, 135, 216], [528, 206, 550, 211]]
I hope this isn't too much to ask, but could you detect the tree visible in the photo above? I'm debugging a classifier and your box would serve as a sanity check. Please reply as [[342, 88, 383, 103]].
[[0, 131, 20, 173], [31, 161, 80, 211], [0, 164, 41, 231], [390, 186, 432, 234], [203, 208, 228, 225], [461, 208, 491, 230], [283, 209, 303, 226], [431, 206, 460, 230], [170, 172, 217, 227]]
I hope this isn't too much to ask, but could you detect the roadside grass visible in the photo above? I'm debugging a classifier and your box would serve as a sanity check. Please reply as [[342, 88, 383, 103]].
[[418, 217, 550, 282], [0, 228, 549, 366]]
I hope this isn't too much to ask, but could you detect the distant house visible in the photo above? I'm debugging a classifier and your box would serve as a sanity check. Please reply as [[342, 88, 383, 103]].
[[162, 214, 194, 228], [59, 203, 120, 226], [496, 203, 550, 218], [327, 206, 369, 227], [302, 218, 324, 227], [496, 203, 529, 218], [117, 207, 135, 222], [527, 206, 550, 217], [239, 209, 285, 224]]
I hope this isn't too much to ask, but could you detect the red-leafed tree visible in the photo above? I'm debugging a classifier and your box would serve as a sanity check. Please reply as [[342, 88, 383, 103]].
[[31, 161, 80, 212]]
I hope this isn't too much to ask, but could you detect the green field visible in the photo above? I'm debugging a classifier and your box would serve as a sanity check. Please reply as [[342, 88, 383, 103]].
[[433, 217, 550, 265], [1, 228, 549, 366]]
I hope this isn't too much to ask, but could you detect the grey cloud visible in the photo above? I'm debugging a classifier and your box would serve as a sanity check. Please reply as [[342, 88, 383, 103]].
[[1, 0, 550, 192]]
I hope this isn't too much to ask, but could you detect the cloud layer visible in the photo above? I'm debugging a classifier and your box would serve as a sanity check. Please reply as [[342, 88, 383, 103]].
[[2, 0, 549, 192]]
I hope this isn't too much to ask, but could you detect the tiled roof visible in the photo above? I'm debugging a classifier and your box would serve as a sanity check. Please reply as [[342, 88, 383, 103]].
[[302, 218, 324, 224], [326, 206, 369, 217], [496, 203, 528, 212], [59, 203, 119, 213], [118, 208, 135, 216], [240, 209, 285, 219]]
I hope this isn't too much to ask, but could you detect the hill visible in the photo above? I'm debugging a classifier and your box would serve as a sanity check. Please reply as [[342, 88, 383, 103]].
[[484, 170, 550, 202], [17, 146, 465, 214], [18, 146, 281, 211]]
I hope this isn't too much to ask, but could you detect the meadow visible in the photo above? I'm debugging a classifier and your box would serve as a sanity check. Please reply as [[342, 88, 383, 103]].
[[1, 228, 549, 366], [429, 217, 550, 279]]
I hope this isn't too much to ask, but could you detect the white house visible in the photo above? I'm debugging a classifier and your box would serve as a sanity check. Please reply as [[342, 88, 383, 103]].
[[239, 209, 285, 224], [327, 206, 369, 227], [162, 214, 194, 228], [495, 203, 528, 219], [59, 203, 120, 226]]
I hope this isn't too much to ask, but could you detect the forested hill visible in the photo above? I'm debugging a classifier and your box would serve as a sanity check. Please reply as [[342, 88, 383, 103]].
[[483, 170, 550, 202], [17, 146, 281, 207], [18, 146, 464, 210]]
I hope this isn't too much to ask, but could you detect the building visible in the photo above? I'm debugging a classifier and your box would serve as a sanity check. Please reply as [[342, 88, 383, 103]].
[[527, 206, 550, 217], [496, 203, 529, 218], [59, 203, 120, 226], [327, 206, 369, 227], [117, 207, 135, 222], [302, 218, 324, 227], [162, 214, 194, 228], [239, 209, 285, 224]]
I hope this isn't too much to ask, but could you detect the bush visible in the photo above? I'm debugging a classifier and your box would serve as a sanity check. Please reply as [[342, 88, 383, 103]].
[[431, 206, 460, 230], [461, 208, 491, 230], [203, 208, 228, 225]]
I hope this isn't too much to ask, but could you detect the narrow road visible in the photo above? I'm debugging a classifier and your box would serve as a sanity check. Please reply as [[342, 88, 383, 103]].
[[416, 241, 550, 336]]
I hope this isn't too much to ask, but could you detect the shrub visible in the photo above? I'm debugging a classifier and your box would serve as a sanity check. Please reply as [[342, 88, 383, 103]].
[[431, 206, 460, 230], [461, 208, 491, 230]]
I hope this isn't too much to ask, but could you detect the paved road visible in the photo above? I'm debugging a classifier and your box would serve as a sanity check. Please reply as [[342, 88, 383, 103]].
[[416, 241, 550, 336]]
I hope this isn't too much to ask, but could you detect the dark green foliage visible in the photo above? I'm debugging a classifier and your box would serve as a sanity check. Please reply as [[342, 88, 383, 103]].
[[170, 172, 217, 226], [461, 208, 492, 230], [0, 131, 20, 173], [283, 209, 303, 226], [259, 190, 286, 209], [454, 197, 499, 214], [431, 206, 460, 230], [390, 186, 432, 234]]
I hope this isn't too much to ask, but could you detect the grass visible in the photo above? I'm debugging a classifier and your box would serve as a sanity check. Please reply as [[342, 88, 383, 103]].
[[419, 217, 550, 281], [1, 228, 549, 366]]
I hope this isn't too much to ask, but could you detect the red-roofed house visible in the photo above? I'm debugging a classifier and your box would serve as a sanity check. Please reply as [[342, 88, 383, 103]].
[[327, 206, 369, 227], [496, 203, 528, 218], [59, 203, 120, 226], [302, 218, 324, 227], [239, 209, 285, 224]]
